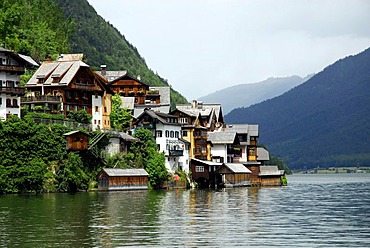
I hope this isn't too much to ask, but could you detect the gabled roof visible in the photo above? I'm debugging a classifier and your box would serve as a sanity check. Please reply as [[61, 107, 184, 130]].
[[26, 60, 89, 86], [119, 132, 137, 141], [0, 47, 39, 68], [102, 168, 149, 177], [176, 100, 224, 123], [136, 109, 180, 126], [108, 73, 149, 86], [259, 166, 285, 176], [225, 124, 259, 137], [223, 163, 252, 173], [63, 130, 87, 136], [257, 147, 270, 161], [208, 131, 238, 145]]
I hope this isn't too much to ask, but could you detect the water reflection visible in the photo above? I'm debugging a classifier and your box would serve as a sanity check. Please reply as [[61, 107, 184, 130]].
[[1, 174, 370, 247]]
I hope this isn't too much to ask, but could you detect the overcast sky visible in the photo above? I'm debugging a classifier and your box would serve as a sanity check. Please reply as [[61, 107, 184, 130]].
[[88, 0, 370, 101]]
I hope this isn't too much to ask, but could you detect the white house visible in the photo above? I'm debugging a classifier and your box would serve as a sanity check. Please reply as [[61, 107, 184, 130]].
[[135, 109, 190, 173], [0, 48, 38, 121], [207, 131, 240, 163]]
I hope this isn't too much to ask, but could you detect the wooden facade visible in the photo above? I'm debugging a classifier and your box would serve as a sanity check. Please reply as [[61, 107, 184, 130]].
[[63, 130, 89, 151], [97, 168, 149, 191], [191, 158, 221, 188], [216, 163, 251, 187], [108, 74, 150, 105]]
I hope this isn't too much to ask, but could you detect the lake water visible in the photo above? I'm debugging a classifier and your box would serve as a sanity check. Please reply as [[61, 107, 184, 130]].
[[1, 174, 370, 247]]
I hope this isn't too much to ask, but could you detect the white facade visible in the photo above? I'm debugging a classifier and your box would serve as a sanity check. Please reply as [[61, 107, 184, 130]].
[[0, 53, 22, 121], [92, 94, 103, 130], [211, 144, 228, 163]]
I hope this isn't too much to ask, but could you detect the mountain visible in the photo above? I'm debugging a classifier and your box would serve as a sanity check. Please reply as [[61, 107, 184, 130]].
[[199, 75, 310, 114], [225, 48, 370, 169]]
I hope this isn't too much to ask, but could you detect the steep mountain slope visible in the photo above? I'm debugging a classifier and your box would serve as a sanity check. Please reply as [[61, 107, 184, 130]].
[[225, 48, 370, 169], [199, 75, 309, 114], [53, 0, 188, 108]]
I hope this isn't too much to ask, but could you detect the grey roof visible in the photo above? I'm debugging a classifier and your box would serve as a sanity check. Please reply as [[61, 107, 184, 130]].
[[27, 60, 89, 86], [119, 132, 137, 141], [208, 131, 237, 144], [96, 70, 127, 82], [57, 54, 84, 61], [102, 168, 149, 177], [225, 124, 259, 136], [18, 54, 39, 67], [137, 109, 180, 126], [149, 86, 170, 105], [259, 166, 284, 176], [257, 147, 270, 161], [176, 100, 223, 123], [224, 163, 251, 173]]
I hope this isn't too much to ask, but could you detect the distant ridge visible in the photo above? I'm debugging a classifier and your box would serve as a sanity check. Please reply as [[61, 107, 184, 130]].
[[225, 48, 370, 169], [199, 75, 310, 114]]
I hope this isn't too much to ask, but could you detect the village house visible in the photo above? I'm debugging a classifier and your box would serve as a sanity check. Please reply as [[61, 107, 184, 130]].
[[135, 108, 190, 173], [97, 66, 170, 117], [207, 131, 240, 163], [215, 163, 252, 187], [0, 47, 38, 121], [105, 131, 137, 156], [22, 54, 113, 130]]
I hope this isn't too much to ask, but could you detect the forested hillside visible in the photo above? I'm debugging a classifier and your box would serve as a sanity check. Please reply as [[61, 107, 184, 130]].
[[0, 0, 188, 107], [225, 48, 370, 169], [199, 75, 309, 114], [52, 0, 188, 108]]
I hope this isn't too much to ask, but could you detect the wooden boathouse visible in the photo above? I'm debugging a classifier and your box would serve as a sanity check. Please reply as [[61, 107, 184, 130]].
[[216, 163, 251, 188], [98, 168, 149, 190], [63, 130, 89, 151]]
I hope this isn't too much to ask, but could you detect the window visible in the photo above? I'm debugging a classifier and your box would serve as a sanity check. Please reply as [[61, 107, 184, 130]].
[[0, 97, 2, 105], [98, 120, 101, 125], [95, 93, 98, 99], [12, 99, 18, 107], [180, 117, 188, 124], [6, 98, 11, 107], [165, 130, 169, 137], [170, 131, 174, 138], [104, 107, 107, 113], [195, 166, 204, 173], [95, 106, 99, 112], [156, 131, 162, 137], [94, 119, 97, 124], [175, 131, 179, 138], [182, 131, 188, 137]]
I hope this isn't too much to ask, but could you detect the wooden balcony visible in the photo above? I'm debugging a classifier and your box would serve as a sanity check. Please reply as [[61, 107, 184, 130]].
[[0, 65, 25, 73], [0, 87, 25, 95], [21, 95, 62, 103]]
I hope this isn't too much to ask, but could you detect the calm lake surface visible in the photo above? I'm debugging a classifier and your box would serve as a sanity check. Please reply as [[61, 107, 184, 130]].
[[1, 174, 370, 247]]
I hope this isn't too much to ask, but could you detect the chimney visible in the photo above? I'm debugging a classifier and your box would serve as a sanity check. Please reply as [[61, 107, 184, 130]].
[[101, 65, 107, 76], [192, 100, 198, 109]]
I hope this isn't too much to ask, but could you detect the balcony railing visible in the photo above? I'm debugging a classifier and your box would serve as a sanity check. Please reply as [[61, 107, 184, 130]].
[[0, 87, 26, 95], [227, 147, 242, 155], [169, 149, 184, 156], [0, 65, 25, 73], [21, 95, 62, 103]]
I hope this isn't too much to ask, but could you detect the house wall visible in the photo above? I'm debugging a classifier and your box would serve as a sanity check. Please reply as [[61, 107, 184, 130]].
[[260, 176, 281, 186], [97, 173, 148, 190], [211, 144, 227, 162], [102, 93, 111, 129], [65, 133, 89, 150], [0, 54, 22, 121], [92, 94, 103, 130], [225, 173, 249, 184], [178, 142, 190, 173]]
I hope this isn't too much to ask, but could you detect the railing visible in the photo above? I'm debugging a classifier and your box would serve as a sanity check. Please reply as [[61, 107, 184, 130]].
[[0, 65, 25, 73], [21, 95, 62, 103], [0, 87, 26, 95], [33, 118, 92, 131], [73, 82, 98, 91], [227, 147, 242, 155]]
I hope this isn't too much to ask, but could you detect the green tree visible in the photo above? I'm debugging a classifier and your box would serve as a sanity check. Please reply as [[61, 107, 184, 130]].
[[125, 128, 168, 189], [110, 94, 132, 131], [67, 109, 92, 124]]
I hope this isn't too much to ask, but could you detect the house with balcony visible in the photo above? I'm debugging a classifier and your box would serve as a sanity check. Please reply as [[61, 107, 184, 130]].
[[175, 100, 224, 132], [22, 54, 113, 130], [134, 109, 190, 173], [97, 67, 170, 117], [207, 131, 240, 163], [0, 48, 38, 121]]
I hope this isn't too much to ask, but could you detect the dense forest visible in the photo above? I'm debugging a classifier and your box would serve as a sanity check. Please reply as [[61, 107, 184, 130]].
[[225, 48, 370, 170], [0, 0, 188, 108]]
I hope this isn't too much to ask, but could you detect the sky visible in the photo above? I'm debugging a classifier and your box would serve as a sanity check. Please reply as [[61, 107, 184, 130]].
[[88, 0, 370, 101]]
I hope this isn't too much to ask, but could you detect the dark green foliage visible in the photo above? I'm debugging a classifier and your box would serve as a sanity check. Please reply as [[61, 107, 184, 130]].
[[127, 128, 168, 189], [67, 109, 92, 124], [266, 156, 292, 175], [225, 48, 370, 169], [110, 94, 132, 131], [52, 0, 188, 108], [0, 0, 72, 61]]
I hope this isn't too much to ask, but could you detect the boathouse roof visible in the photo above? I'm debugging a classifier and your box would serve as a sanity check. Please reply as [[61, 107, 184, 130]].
[[102, 168, 149, 177]]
